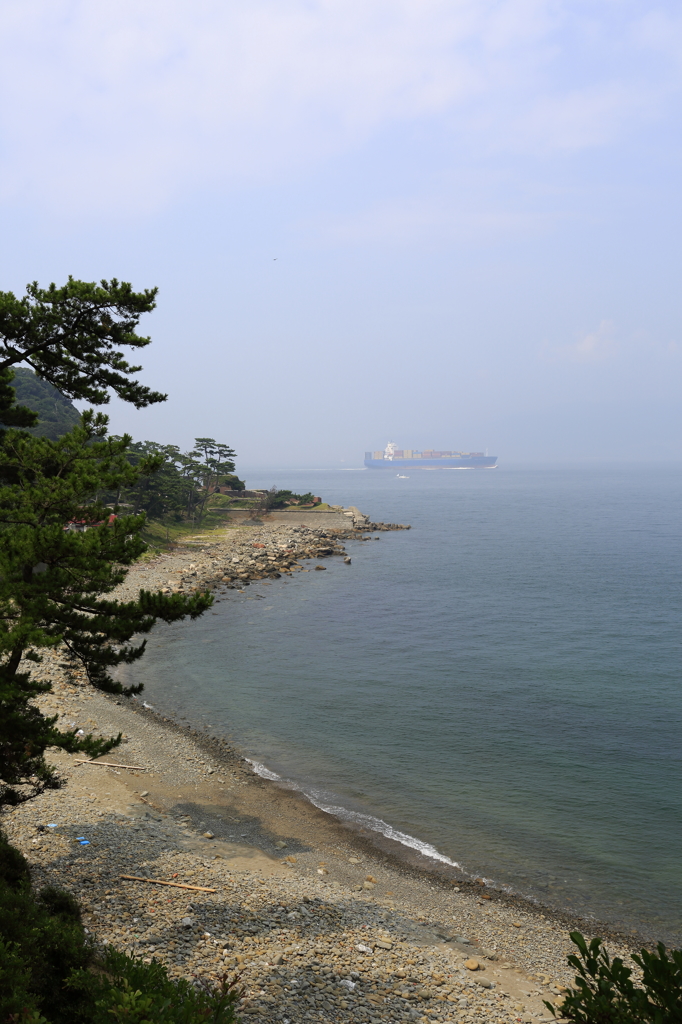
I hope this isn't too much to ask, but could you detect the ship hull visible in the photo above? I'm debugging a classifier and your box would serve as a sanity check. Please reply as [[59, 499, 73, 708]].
[[364, 456, 497, 469]]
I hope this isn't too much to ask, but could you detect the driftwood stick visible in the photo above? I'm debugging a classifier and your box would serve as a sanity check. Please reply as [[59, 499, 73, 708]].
[[120, 875, 217, 893], [75, 760, 146, 770]]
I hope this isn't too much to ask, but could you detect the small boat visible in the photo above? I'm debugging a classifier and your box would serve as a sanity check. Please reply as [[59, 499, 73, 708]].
[[396, 473, 409, 479]]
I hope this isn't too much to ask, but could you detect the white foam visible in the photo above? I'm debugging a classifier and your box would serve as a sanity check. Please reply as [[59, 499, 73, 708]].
[[305, 792, 463, 868], [246, 758, 282, 782], [245, 753, 475, 870], [245, 755, 464, 869]]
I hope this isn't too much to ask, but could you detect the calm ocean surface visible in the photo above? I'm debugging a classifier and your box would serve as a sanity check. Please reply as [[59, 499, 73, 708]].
[[125, 465, 682, 944]]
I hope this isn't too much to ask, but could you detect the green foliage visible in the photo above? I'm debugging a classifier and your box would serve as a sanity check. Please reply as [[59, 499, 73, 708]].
[[546, 931, 682, 1024], [0, 833, 241, 1024], [113, 440, 190, 520], [219, 475, 244, 492], [0, 277, 164, 408], [0, 369, 38, 433], [191, 439, 236, 483], [631, 945, 682, 1021], [72, 947, 241, 1024], [0, 833, 93, 1023], [6, 368, 80, 440], [112, 438, 241, 526], [0, 272, 214, 804], [0, 274, 243, 1022], [262, 488, 317, 509], [0, 412, 212, 808], [0, 275, 162, 442], [0, 663, 117, 811], [188, 439, 237, 524]]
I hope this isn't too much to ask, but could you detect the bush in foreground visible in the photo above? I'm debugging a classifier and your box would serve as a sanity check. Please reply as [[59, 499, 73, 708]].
[[0, 832, 240, 1024], [72, 947, 241, 1024], [547, 930, 682, 1024]]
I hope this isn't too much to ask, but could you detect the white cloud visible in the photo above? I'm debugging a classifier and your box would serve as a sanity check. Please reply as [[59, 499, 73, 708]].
[[511, 82, 655, 152], [543, 320, 617, 364], [311, 194, 560, 245], [0, 0, 679, 214]]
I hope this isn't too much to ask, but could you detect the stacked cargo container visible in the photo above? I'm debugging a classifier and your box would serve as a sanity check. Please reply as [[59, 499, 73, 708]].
[[364, 447, 497, 469]]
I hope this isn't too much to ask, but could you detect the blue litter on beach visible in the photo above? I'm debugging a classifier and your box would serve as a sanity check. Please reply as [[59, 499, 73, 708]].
[[76, 837, 90, 845], [47, 824, 58, 828]]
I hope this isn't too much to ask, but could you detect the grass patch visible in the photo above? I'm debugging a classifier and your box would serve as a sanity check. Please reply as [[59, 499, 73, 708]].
[[139, 514, 241, 553]]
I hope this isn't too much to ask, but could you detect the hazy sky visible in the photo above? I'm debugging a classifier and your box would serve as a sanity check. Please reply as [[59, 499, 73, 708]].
[[1, 1, 681, 467]]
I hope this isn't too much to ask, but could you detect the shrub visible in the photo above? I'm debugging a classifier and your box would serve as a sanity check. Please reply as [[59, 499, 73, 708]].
[[70, 946, 241, 1024], [0, 834, 92, 1023], [265, 489, 317, 509], [546, 930, 682, 1024], [0, 832, 241, 1024]]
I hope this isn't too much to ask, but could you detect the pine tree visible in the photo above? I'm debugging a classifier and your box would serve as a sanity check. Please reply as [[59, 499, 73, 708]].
[[0, 277, 213, 808], [0, 277, 165, 409], [114, 439, 188, 519], [189, 438, 237, 523], [0, 412, 213, 808]]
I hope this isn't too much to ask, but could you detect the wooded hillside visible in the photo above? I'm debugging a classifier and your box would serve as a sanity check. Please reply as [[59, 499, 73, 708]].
[[10, 367, 81, 439]]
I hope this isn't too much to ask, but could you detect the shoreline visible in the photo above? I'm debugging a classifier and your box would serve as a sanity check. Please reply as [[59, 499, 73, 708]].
[[115, 518, 657, 952], [114, 516, 409, 605], [133, 690, 649, 955], [5, 651, 639, 1024], [3, 519, 650, 1023]]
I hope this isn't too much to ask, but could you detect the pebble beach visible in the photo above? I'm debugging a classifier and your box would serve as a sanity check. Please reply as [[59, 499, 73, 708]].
[[4, 520, 637, 1024]]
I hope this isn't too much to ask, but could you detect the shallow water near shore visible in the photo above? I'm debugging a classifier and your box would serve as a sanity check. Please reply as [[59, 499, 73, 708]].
[[123, 464, 682, 945]]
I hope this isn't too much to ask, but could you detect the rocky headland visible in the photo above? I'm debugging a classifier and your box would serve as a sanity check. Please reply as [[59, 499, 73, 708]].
[[116, 515, 409, 601]]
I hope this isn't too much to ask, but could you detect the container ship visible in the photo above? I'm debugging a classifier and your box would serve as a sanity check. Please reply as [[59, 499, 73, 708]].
[[365, 442, 497, 469]]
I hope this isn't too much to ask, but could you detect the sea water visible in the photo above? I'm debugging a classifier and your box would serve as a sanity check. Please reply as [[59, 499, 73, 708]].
[[125, 465, 682, 944]]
